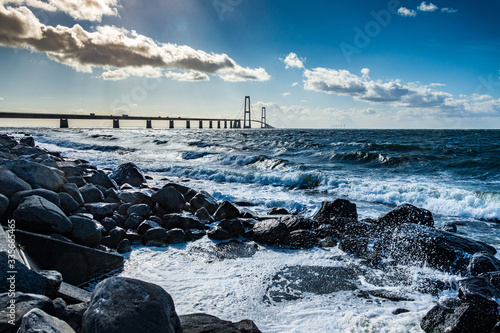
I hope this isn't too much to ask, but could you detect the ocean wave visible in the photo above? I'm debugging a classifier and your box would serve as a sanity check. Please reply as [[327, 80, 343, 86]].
[[181, 151, 214, 160], [34, 137, 137, 153]]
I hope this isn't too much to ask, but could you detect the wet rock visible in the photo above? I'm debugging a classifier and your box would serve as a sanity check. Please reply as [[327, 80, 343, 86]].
[[11, 189, 61, 209], [162, 213, 205, 230], [137, 219, 161, 235], [125, 229, 142, 245], [392, 308, 410, 315], [4, 160, 65, 192], [314, 199, 358, 222], [153, 187, 186, 213], [84, 203, 117, 220], [126, 203, 152, 217], [0, 194, 8, 218], [124, 213, 144, 229], [79, 184, 105, 203], [81, 277, 181, 333], [458, 277, 500, 303], [101, 227, 126, 249], [189, 191, 218, 215], [441, 223, 457, 233], [0, 292, 54, 333], [0, 166, 31, 198], [280, 216, 314, 231], [180, 313, 261, 333], [20, 136, 35, 147], [377, 204, 434, 229], [195, 207, 213, 224], [162, 182, 192, 196], [65, 175, 87, 187], [218, 218, 245, 237], [185, 229, 206, 242], [58, 192, 80, 215], [468, 252, 500, 276], [250, 220, 289, 245], [118, 202, 133, 215], [69, 216, 103, 247], [166, 228, 186, 244], [142, 227, 168, 245], [268, 207, 289, 215], [13, 195, 72, 234], [109, 162, 147, 187], [366, 289, 414, 302], [285, 230, 318, 249], [59, 183, 84, 206], [117, 239, 132, 253], [319, 237, 338, 248], [84, 170, 116, 189], [207, 226, 232, 241], [213, 201, 240, 221], [100, 217, 117, 231], [53, 299, 87, 333], [18, 308, 75, 333]]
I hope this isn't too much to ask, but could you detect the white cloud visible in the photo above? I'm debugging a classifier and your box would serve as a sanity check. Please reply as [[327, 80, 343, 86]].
[[417, 2, 438, 12], [472, 94, 492, 101], [0, 97, 3, 100], [398, 7, 417, 17], [3, 0, 119, 22], [282, 92, 291, 96], [283, 52, 305, 69], [165, 71, 209, 82], [361, 68, 370, 78], [430, 83, 446, 87], [0, 4, 271, 82], [441, 8, 458, 14], [292, 82, 298, 86]]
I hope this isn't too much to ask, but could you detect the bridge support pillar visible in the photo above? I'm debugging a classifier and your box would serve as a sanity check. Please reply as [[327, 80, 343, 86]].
[[224, 120, 227, 129], [186, 120, 190, 129], [169, 120, 174, 129], [199, 120, 203, 129], [230, 121, 233, 129], [113, 119, 120, 128], [146, 119, 152, 128], [209, 121, 213, 129], [217, 121, 221, 129], [60, 118, 69, 128]]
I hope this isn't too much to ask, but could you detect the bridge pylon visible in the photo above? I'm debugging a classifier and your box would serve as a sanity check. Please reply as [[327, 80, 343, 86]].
[[261, 107, 266, 128], [243, 96, 251, 129]]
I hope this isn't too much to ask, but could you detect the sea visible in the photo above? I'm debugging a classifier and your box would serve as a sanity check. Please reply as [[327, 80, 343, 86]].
[[4, 128, 500, 332]]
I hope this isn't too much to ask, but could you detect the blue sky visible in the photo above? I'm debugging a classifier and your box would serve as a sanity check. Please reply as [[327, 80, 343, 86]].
[[0, 0, 499, 128]]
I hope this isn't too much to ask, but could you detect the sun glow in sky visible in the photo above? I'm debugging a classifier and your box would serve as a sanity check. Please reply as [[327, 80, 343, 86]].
[[0, 0, 499, 128]]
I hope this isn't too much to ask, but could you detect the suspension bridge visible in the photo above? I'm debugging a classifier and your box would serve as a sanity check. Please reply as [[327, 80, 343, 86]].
[[0, 96, 273, 129]]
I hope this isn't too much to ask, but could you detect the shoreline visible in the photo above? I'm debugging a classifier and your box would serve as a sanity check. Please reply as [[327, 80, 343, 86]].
[[1, 131, 500, 332]]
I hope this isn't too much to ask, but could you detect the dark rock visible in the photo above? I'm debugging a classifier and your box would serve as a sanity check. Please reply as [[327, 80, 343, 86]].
[[180, 313, 261, 333], [268, 207, 289, 215], [109, 162, 147, 187], [84, 202, 117, 220], [377, 204, 434, 229], [313, 199, 358, 222], [65, 175, 87, 187], [49, 233, 73, 243], [366, 289, 414, 302], [0, 166, 31, 198], [183, 189, 198, 202], [81, 277, 181, 333], [166, 228, 186, 244], [318, 237, 338, 248], [162, 213, 205, 230], [38, 270, 63, 299], [101, 227, 126, 249], [185, 229, 206, 241], [13, 195, 72, 234], [17, 308, 75, 333], [315, 224, 337, 238], [20, 136, 35, 147], [60, 183, 84, 206], [213, 201, 240, 221], [392, 308, 410, 315], [125, 229, 142, 244], [11, 189, 61, 209], [218, 218, 245, 237], [194, 207, 213, 223], [56, 161, 84, 178], [137, 219, 161, 235], [162, 182, 192, 195], [152, 186, 186, 213], [124, 213, 144, 229], [117, 191, 146, 204], [0, 292, 54, 333], [118, 202, 133, 215], [79, 184, 104, 203], [58, 192, 79, 214], [127, 203, 152, 217], [117, 239, 132, 253], [100, 217, 117, 231], [69, 216, 103, 247], [84, 170, 116, 189], [207, 226, 232, 241], [105, 188, 119, 200], [468, 252, 500, 276], [285, 230, 317, 248], [280, 216, 314, 231], [53, 299, 87, 333], [458, 277, 500, 303], [481, 272, 500, 291], [441, 223, 457, 233], [112, 213, 126, 227], [0, 194, 8, 218], [240, 218, 259, 229], [4, 160, 65, 192], [142, 227, 168, 245], [250, 220, 289, 245], [189, 191, 218, 215]]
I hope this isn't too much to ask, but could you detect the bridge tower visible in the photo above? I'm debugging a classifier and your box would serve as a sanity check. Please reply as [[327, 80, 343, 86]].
[[243, 96, 251, 129], [261, 107, 266, 128]]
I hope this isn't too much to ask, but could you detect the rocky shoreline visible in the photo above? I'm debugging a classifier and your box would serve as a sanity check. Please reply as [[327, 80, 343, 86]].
[[1, 132, 500, 332]]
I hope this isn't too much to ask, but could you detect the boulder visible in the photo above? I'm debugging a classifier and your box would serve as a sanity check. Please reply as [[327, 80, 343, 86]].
[[4, 160, 65, 192], [101, 227, 126, 249], [285, 230, 318, 249], [13, 195, 72, 234], [377, 204, 434, 229], [124, 213, 144, 229], [458, 277, 500, 303], [79, 184, 104, 203], [189, 191, 218, 215], [117, 239, 132, 253], [0, 166, 31, 198], [250, 220, 289, 245], [19, 136, 35, 147], [84, 203, 116, 220], [11, 189, 61, 209], [127, 203, 152, 217], [268, 207, 289, 215], [152, 187, 186, 213], [109, 162, 147, 187], [0, 194, 8, 218], [59, 183, 84, 206], [53, 299, 87, 333], [162, 182, 192, 195], [58, 192, 80, 215], [65, 175, 87, 187], [180, 313, 261, 333], [194, 207, 213, 224], [468, 252, 500, 276], [125, 230, 142, 245], [213, 201, 240, 221], [313, 199, 358, 222], [218, 218, 245, 237], [166, 228, 186, 244], [162, 213, 205, 230], [84, 170, 116, 189], [137, 220, 161, 235], [142, 227, 168, 245], [81, 277, 182, 333], [17, 308, 75, 333], [0, 292, 54, 333], [207, 227, 232, 241], [280, 216, 314, 232], [69, 216, 103, 247]]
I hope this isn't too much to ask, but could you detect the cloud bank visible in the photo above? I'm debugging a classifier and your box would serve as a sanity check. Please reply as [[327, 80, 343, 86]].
[[0, 2, 270, 82]]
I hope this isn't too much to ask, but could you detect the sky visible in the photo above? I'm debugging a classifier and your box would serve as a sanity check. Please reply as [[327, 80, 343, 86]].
[[0, 0, 499, 129]]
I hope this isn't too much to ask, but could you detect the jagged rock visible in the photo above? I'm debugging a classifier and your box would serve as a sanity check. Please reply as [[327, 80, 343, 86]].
[[213, 201, 240, 221], [142, 227, 168, 245], [17, 308, 75, 333], [0, 292, 54, 333], [20, 136, 35, 147], [152, 187, 186, 213], [11, 189, 61, 209], [84, 203, 116, 220], [377, 204, 434, 229], [166, 228, 186, 244], [207, 227, 232, 241], [458, 277, 500, 302], [441, 223, 457, 233], [189, 191, 218, 215], [185, 229, 206, 241], [285, 230, 317, 248], [194, 207, 213, 224], [65, 175, 87, 187], [137, 220, 161, 235], [58, 192, 80, 215], [84, 170, 116, 189], [0, 166, 31, 198], [69, 216, 103, 247], [468, 252, 500, 276], [314, 199, 358, 222], [117, 239, 132, 253], [118, 202, 133, 215], [59, 183, 84, 206], [162, 213, 205, 230], [218, 218, 245, 237], [109, 162, 147, 187], [81, 277, 182, 333], [125, 229, 142, 244], [124, 213, 144, 229], [79, 184, 104, 203], [268, 207, 289, 215], [13, 195, 72, 234], [280, 216, 314, 231], [53, 298, 87, 333], [180, 313, 262, 333], [162, 182, 192, 196], [101, 227, 126, 249], [0, 194, 8, 218], [250, 220, 289, 245], [4, 160, 65, 192], [127, 203, 152, 217], [100, 217, 117, 231]]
